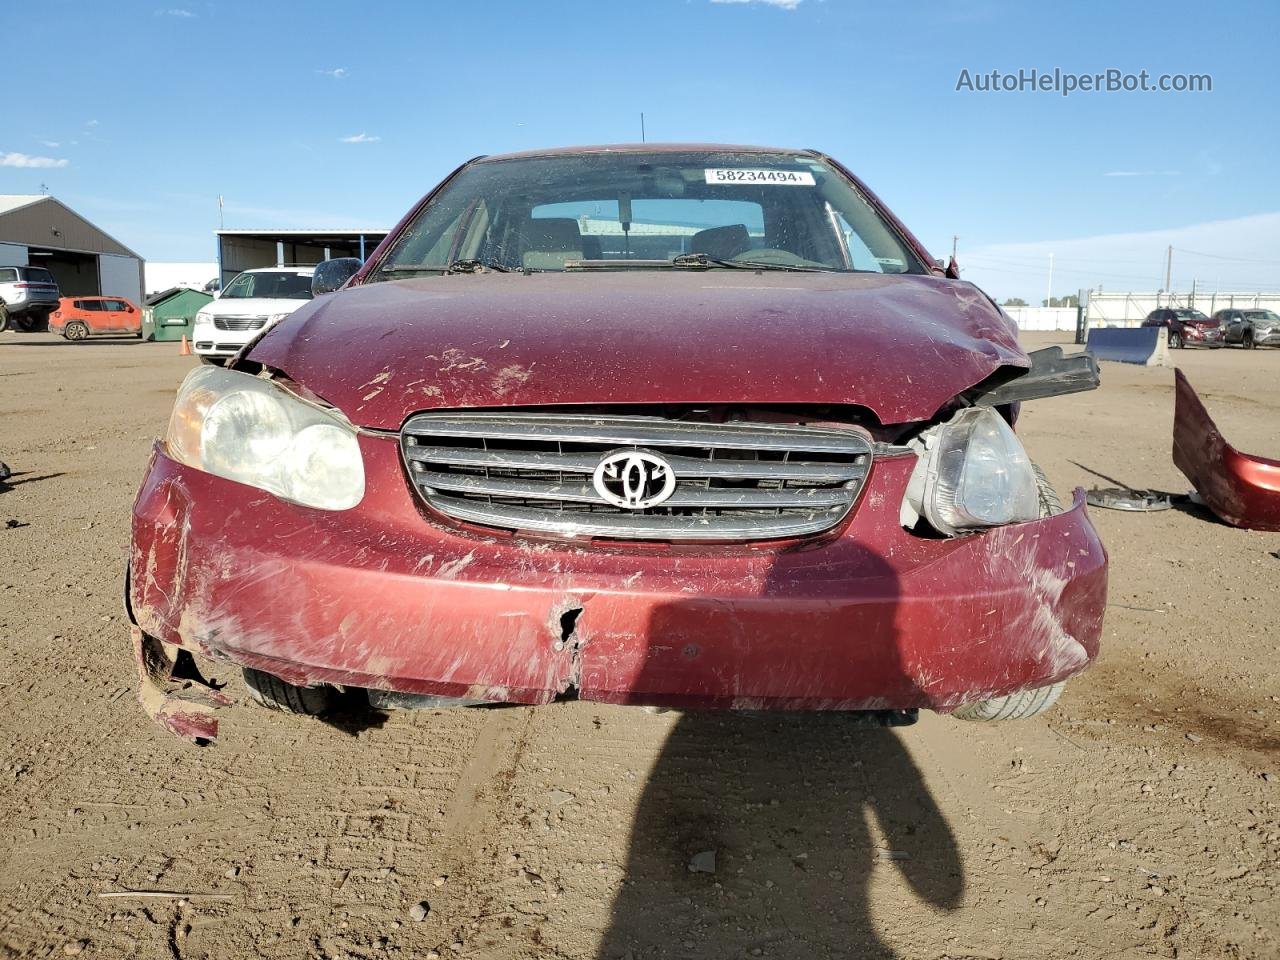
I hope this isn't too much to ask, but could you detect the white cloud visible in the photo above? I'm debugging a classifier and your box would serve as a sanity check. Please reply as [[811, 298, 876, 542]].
[[86, 119, 99, 127], [1, 152, 69, 169], [961, 211, 1280, 300], [39, 140, 61, 148], [710, 0, 803, 8], [1104, 170, 1179, 178], [340, 132, 380, 144], [156, 8, 195, 16], [319, 67, 348, 79]]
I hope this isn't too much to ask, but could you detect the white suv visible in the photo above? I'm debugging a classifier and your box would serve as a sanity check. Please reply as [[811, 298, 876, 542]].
[[0, 265, 61, 332], [192, 266, 315, 363]]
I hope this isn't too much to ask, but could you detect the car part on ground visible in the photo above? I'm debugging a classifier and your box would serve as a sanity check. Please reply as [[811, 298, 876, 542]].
[[1084, 327, 1169, 366], [1172, 368, 1280, 531], [1085, 488, 1175, 512], [127, 143, 1108, 744]]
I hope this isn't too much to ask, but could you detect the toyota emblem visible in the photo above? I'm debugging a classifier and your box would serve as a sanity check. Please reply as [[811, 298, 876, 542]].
[[592, 449, 677, 510]]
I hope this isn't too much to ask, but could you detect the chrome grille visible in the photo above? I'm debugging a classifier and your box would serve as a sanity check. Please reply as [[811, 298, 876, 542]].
[[401, 413, 872, 541], [213, 316, 267, 331]]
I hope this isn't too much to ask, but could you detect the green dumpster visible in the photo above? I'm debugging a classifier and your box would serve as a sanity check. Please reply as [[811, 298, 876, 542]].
[[143, 287, 213, 342]]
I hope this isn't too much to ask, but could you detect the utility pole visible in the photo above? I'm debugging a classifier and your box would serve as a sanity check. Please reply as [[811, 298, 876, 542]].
[[640, 113, 646, 143], [1046, 253, 1054, 307], [217, 195, 224, 229], [1164, 245, 1172, 292]]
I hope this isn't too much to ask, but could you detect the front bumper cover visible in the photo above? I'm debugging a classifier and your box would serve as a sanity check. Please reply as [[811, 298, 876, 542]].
[[129, 440, 1108, 742]]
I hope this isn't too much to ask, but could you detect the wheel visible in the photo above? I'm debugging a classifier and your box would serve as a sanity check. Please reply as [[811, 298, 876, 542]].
[[1243, 330, 1255, 350], [952, 464, 1068, 723], [0, 302, 8, 333], [1169, 331, 1183, 349], [64, 321, 90, 341], [242, 667, 336, 715], [953, 681, 1066, 721]]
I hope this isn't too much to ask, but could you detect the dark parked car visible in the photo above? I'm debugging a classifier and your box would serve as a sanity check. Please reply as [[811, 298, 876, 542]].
[[127, 143, 1108, 744], [1141, 307, 1223, 348], [1212, 308, 1280, 349]]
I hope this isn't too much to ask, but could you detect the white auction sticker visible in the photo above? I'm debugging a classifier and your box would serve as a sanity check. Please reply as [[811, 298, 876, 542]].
[[704, 168, 815, 185]]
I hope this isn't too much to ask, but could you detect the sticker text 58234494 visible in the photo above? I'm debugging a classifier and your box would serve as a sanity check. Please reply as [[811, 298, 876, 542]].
[[704, 168, 816, 186]]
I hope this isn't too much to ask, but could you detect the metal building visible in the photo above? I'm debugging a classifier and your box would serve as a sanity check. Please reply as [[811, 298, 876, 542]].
[[0, 195, 145, 305]]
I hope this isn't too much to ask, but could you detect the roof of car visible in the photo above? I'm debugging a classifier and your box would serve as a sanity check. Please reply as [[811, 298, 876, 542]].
[[477, 143, 818, 164], [243, 266, 316, 274]]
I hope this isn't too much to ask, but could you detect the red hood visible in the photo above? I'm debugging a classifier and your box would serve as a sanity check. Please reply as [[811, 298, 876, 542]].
[[246, 271, 1026, 429]]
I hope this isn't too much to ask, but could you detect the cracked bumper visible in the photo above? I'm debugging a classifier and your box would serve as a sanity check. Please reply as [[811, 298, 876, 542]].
[[129, 440, 1107, 724]]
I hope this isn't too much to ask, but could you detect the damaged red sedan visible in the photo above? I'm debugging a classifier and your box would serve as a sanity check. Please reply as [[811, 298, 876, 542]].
[[128, 145, 1107, 743]]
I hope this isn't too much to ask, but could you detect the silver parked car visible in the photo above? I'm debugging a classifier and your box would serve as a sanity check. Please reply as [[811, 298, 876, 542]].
[[1212, 308, 1280, 349], [0, 265, 61, 332]]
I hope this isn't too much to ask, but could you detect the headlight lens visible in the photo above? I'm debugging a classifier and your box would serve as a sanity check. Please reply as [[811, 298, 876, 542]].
[[166, 366, 365, 511], [194, 310, 214, 326], [904, 407, 1039, 536], [267, 312, 290, 324]]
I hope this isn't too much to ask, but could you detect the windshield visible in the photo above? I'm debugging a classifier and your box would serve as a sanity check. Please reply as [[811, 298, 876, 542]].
[[220, 271, 313, 300], [19, 267, 56, 284], [1173, 310, 1209, 321], [372, 150, 927, 277], [1244, 310, 1279, 321]]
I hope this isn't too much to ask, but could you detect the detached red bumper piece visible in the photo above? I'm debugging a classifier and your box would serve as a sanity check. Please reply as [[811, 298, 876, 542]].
[[1173, 368, 1280, 531]]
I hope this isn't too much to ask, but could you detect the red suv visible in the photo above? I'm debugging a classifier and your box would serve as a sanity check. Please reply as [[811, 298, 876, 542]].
[[127, 144, 1108, 744], [1141, 307, 1223, 348], [49, 296, 142, 340]]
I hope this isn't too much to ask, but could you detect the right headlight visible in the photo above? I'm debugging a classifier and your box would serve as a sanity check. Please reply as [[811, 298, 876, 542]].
[[165, 366, 365, 511], [902, 406, 1040, 536], [194, 310, 214, 326]]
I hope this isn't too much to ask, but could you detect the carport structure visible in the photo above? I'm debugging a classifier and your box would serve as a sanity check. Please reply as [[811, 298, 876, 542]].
[[216, 229, 388, 288]]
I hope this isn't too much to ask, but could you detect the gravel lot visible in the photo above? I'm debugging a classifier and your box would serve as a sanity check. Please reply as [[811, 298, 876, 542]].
[[1, 330, 1276, 960]]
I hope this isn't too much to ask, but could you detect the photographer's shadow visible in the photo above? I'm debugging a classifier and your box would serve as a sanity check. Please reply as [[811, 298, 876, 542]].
[[596, 544, 965, 958], [597, 713, 963, 958]]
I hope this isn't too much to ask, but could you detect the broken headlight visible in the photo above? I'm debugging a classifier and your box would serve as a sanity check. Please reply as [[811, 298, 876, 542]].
[[165, 366, 365, 511], [902, 406, 1039, 535]]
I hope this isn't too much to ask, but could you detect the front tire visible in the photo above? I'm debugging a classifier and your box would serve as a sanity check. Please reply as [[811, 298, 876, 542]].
[[952, 464, 1069, 723], [0, 302, 9, 333], [64, 321, 90, 341], [1169, 331, 1184, 349], [1243, 330, 1255, 350], [242, 667, 336, 715]]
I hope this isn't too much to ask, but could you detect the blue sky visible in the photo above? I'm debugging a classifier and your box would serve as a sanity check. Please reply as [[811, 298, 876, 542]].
[[8, 0, 1279, 300]]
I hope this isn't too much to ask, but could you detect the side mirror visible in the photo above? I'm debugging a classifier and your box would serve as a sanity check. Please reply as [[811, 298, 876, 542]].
[[312, 257, 363, 296]]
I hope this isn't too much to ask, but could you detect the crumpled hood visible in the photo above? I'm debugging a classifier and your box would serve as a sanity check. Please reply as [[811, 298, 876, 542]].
[[247, 271, 1025, 429]]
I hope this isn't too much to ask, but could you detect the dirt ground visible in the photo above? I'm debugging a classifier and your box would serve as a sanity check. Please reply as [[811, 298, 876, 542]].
[[0, 329, 1276, 960]]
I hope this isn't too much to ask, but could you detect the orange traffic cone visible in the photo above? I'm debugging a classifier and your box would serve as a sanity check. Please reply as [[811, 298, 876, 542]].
[[179, 335, 192, 357]]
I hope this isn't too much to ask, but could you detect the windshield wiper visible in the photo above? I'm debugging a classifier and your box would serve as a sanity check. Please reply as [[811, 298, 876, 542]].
[[380, 258, 519, 276], [674, 253, 840, 273], [562, 253, 840, 273]]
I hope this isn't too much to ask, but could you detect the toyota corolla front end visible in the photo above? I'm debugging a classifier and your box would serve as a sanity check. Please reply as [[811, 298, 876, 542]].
[[127, 145, 1107, 743]]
